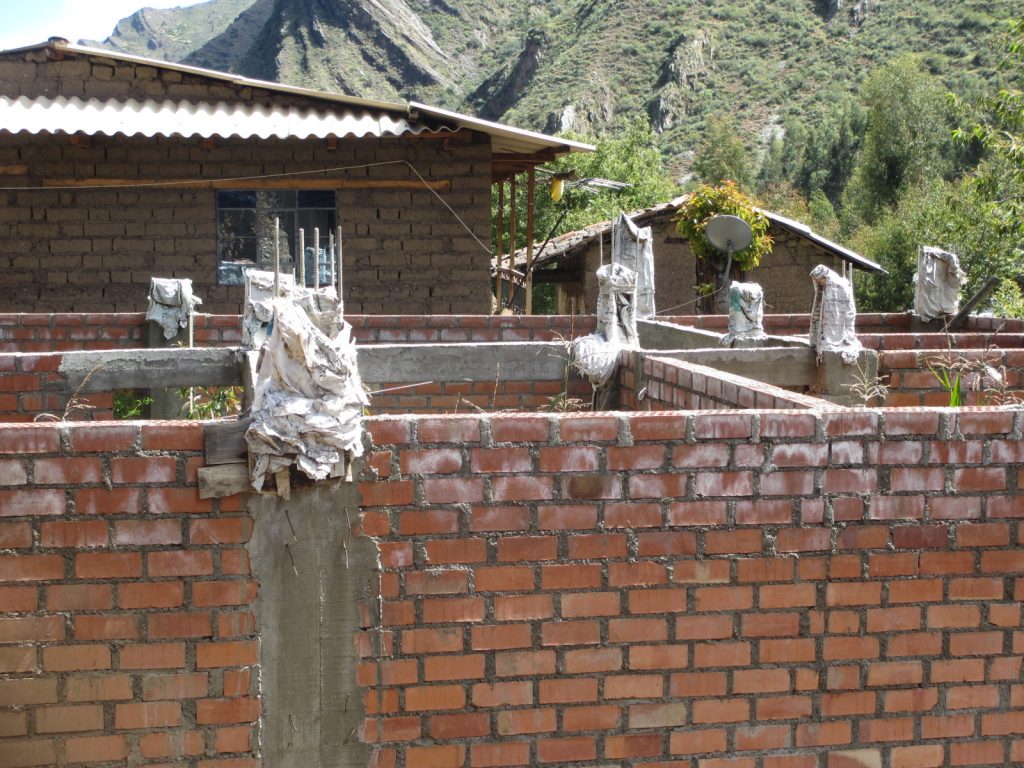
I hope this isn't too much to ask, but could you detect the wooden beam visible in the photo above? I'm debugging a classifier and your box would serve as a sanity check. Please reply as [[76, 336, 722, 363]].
[[39, 178, 452, 191], [493, 150, 560, 165], [204, 417, 252, 466], [0, 165, 28, 176], [198, 464, 251, 499]]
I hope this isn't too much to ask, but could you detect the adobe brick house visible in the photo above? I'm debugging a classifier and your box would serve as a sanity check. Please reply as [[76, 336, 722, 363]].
[[511, 197, 886, 314], [0, 39, 589, 314]]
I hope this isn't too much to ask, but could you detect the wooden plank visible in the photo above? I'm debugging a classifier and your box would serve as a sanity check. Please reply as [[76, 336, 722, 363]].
[[198, 464, 251, 499], [204, 416, 252, 466], [0, 165, 28, 175], [40, 178, 451, 191]]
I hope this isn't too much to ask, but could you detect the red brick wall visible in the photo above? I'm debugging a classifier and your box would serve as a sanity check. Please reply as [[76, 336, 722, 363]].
[[881, 350, 1024, 407], [357, 408, 1024, 768], [0, 422, 258, 768], [0, 353, 113, 423], [0, 315, 242, 354], [369, 378, 592, 415], [618, 353, 836, 412], [349, 315, 597, 344]]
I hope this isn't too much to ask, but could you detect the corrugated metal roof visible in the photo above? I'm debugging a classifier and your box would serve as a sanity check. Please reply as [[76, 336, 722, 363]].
[[0, 40, 593, 158], [509, 195, 887, 275], [410, 101, 593, 156], [0, 95, 440, 141]]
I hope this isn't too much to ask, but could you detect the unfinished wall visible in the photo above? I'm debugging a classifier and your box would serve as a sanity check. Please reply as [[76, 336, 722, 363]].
[[0, 422, 258, 767], [358, 409, 1024, 768], [0, 49, 493, 316], [0, 314, 242, 353], [618, 353, 838, 411]]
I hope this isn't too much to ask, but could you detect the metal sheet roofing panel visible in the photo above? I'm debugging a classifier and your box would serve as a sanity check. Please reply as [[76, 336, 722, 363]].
[[0, 95, 442, 141]]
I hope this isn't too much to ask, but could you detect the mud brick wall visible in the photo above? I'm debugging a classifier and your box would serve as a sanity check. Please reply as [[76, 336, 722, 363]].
[[618, 353, 838, 412], [0, 49, 493, 316], [0, 422, 258, 768], [881, 350, 1024, 407], [358, 408, 1024, 768]]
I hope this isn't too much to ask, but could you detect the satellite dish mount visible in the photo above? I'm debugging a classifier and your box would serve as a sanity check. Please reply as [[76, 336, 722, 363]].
[[704, 214, 753, 274]]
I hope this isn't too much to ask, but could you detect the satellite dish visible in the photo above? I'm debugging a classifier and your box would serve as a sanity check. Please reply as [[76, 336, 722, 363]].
[[704, 214, 753, 254]]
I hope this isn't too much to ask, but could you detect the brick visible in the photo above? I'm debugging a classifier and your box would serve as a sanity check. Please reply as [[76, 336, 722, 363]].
[[472, 681, 532, 708], [0, 615, 64, 643], [35, 705, 103, 733], [0, 489, 65, 517], [424, 538, 486, 564], [43, 644, 110, 671], [0, 678, 58, 706], [75, 488, 141, 515], [429, 712, 488, 740], [120, 580, 184, 608], [536, 736, 596, 763], [564, 647, 622, 673], [66, 675, 133, 702], [406, 685, 466, 711], [406, 569, 469, 596], [538, 677, 597, 704], [469, 507, 530, 532], [496, 708, 556, 736], [493, 651, 552, 679], [119, 642, 185, 670], [189, 517, 251, 544], [34, 457, 103, 485], [115, 700, 182, 729], [470, 742, 530, 767], [196, 697, 260, 725]]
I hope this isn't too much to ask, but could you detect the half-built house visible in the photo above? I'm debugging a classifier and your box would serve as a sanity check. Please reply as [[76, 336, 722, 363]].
[[508, 196, 886, 314], [0, 39, 590, 314]]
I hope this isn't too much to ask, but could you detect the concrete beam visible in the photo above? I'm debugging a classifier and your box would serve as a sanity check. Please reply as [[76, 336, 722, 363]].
[[59, 348, 243, 392], [652, 347, 817, 389], [358, 342, 571, 384], [638, 319, 808, 352]]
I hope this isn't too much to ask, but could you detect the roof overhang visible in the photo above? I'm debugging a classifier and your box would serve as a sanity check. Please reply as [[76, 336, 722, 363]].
[[0, 40, 593, 177]]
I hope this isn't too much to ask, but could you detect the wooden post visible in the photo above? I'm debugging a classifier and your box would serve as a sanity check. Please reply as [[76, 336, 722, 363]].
[[508, 175, 517, 312], [298, 228, 305, 287], [526, 167, 536, 315], [495, 181, 505, 312]]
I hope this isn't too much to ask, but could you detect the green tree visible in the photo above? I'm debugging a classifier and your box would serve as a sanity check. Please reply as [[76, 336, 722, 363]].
[[692, 114, 753, 189], [842, 57, 956, 226], [950, 17, 1024, 278]]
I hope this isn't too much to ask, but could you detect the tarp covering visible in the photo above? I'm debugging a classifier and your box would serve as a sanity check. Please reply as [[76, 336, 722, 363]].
[[145, 277, 201, 340], [722, 281, 766, 346], [611, 212, 656, 319], [914, 245, 965, 321], [571, 262, 638, 386], [246, 299, 367, 490], [809, 264, 862, 364]]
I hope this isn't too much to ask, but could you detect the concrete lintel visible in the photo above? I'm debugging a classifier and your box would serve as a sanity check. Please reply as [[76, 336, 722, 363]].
[[59, 348, 244, 392], [358, 341, 571, 384], [652, 347, 817, 389]]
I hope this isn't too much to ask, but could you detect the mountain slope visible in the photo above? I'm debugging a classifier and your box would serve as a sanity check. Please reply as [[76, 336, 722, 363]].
[[84, 0, 1020, 164]]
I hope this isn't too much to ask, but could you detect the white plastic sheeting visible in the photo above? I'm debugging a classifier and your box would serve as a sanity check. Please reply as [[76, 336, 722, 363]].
[[914, 245, 965, 321], [145, 278, 201, 340], [809, 265, 862, 364], [571, 262, 639, 386], [611, 213, 656, 319], [722, 281, 766, 346], [246, 300, 367, 491]]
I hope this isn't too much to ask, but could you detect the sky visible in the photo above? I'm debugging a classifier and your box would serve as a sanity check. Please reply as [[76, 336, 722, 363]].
[[0, 1, 208, 51]]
